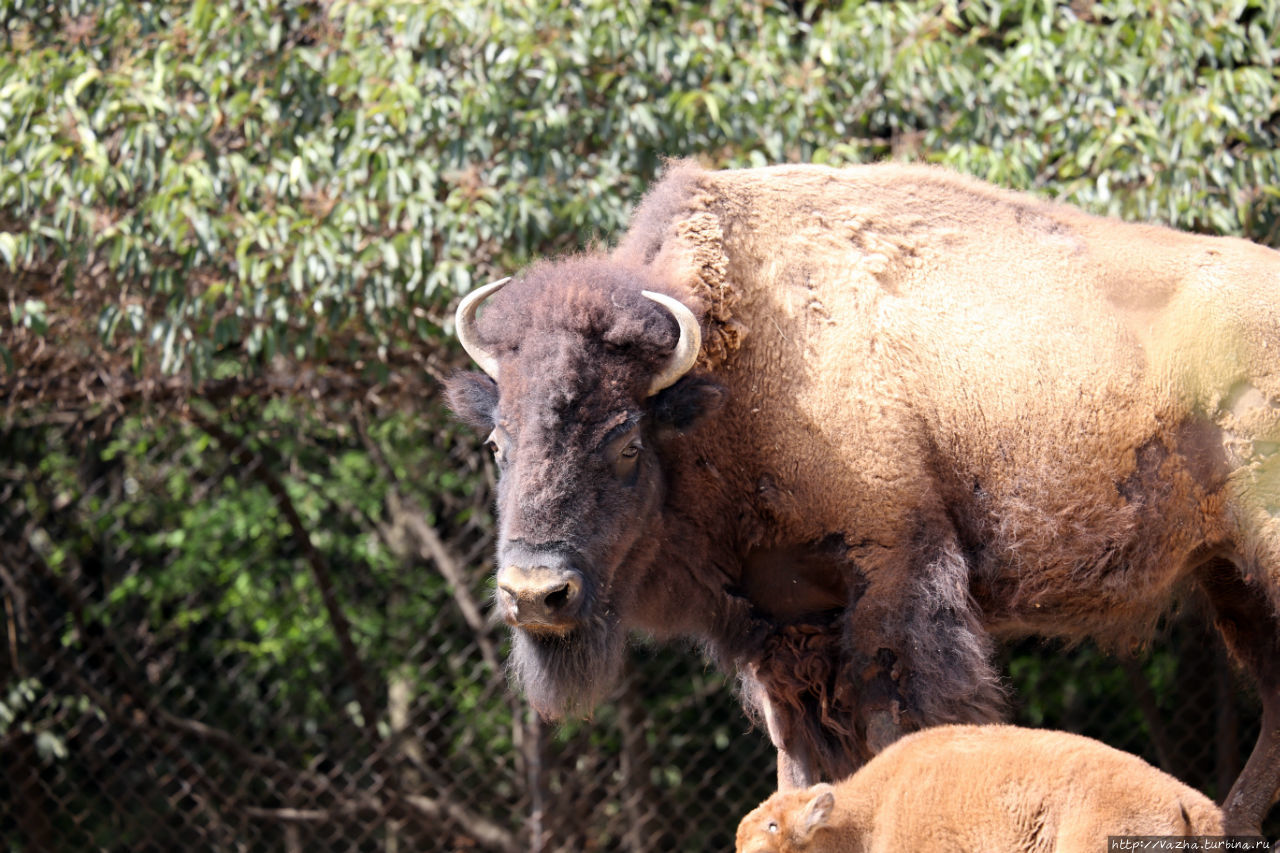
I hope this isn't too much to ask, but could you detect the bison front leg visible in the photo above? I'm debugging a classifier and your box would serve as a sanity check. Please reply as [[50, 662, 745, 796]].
[[849, 540, 1005, 753], [742, 665, 821, 789]]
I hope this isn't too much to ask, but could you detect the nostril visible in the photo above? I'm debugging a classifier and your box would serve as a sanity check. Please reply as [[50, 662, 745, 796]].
[[542, 575, 581, 612], [544, 584, 571, 610]]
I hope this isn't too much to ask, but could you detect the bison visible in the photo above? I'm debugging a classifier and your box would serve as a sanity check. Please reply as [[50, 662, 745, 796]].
[[735, 724, 1225, 853], [445, 161, 1280, 833]]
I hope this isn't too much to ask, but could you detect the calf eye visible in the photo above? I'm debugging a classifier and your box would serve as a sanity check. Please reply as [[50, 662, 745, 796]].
[[766, 820, 779, 834]]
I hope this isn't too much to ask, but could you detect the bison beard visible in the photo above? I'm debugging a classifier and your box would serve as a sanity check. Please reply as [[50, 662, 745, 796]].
[[507, 608, 625, 719]]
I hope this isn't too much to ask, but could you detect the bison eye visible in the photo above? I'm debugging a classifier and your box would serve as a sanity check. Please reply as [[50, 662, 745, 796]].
[[603, 421, 643, 481], [766, 820, 779, 834], [611, 438, 642, 481]]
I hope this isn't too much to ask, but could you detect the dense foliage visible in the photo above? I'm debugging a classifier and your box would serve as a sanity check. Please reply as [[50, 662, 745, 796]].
[[2, 0, 1278, 849], [2, 0, 1277, 408]]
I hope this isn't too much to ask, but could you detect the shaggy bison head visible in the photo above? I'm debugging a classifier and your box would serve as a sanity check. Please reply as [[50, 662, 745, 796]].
[[445, 257, 724, 718]]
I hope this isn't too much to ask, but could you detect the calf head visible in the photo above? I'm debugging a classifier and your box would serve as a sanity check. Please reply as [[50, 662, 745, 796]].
[[445, 257, 724, 718], [736, 784, 838, 853]]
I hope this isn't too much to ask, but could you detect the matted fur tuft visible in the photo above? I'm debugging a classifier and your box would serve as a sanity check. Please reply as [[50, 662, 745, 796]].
[[614, 159, 743, 367], [898, 543, 1006, 725]]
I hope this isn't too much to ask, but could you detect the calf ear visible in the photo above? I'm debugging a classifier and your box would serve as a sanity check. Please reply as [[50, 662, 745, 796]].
[[799, 784, 835, 840], [444, 371, 499, 431], [652, 375, 726, 433]]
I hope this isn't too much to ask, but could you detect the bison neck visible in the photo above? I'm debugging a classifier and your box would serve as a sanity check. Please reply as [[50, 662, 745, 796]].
[[739, 538, 851, 622]]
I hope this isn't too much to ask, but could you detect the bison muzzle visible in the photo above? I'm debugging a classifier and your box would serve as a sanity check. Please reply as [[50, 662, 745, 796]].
[[495, 548, 584, 630]]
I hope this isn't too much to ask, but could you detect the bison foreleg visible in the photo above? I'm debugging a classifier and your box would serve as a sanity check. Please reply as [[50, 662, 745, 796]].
[[1223, 697, 1280, 836], [849, 539, 1006, 752], [742, 664, 821, 789]]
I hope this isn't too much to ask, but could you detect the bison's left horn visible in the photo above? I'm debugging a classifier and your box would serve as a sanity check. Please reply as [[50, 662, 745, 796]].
[[641, 290, 701, 396], [456, 276, 510, 380]]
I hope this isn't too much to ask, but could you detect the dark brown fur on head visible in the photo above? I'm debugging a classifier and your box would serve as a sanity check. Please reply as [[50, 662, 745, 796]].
[[475, 256, 681, 392], [445, 255, 725, 719]]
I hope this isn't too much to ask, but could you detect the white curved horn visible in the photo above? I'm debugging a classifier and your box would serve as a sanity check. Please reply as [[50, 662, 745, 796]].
[[455, 277, 510, 379], [641, 290, 702, 396]]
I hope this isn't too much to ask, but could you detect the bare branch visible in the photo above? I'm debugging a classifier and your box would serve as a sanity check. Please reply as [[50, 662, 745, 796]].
[[239, 795, 518, 851], [404, 794, 517, 851], [186, 409, 382, 741], [354, 413, 502, 673], [1119, 654, 1177, 774], [0, 555, 28, 678]]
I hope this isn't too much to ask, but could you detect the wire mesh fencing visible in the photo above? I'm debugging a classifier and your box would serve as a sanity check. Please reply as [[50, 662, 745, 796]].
[[0, 399, 1269, 851]]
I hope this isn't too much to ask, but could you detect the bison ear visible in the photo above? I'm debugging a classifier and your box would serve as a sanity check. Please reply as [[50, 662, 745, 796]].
[[444, 371, 499, 431], [799, 784, 835, 840], [651, 375, 725, 434]]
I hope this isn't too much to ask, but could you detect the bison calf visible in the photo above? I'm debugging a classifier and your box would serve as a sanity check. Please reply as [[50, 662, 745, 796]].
[[736, 724, 1223, 853]]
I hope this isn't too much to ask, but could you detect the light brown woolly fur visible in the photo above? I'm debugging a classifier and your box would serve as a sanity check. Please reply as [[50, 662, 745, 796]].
[[614, 162, 1280, 641], [621, 163, 1277, 796], [449, 159, 1280, 832], [736, 724, 1225, 853]]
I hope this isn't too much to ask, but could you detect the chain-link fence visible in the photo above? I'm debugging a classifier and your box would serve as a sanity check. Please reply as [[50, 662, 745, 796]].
[[1, 398, 1270, 851]]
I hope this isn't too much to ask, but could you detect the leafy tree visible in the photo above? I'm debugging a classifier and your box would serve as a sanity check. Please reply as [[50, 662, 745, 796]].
[[2, 0, 1277, 849]]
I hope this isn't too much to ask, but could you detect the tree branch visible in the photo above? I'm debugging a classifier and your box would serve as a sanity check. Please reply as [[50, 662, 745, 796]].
[[186, 409, 382, 741], [1120, 654, 1177, 774], [15, 532, 518, 852], [0, 554, 28, 678], [353, 413, 501, 674]]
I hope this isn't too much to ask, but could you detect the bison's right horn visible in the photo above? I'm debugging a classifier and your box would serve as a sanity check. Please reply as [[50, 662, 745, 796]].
[[641, 290, 701, 396], [456, 276, 510, 380]]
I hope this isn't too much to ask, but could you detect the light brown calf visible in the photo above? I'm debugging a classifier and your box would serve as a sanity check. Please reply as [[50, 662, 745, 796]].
[[736, 724, 1223, 853]]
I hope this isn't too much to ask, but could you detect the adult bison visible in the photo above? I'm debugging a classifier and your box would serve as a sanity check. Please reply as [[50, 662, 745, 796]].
[[445, 161, 1280, 833]]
